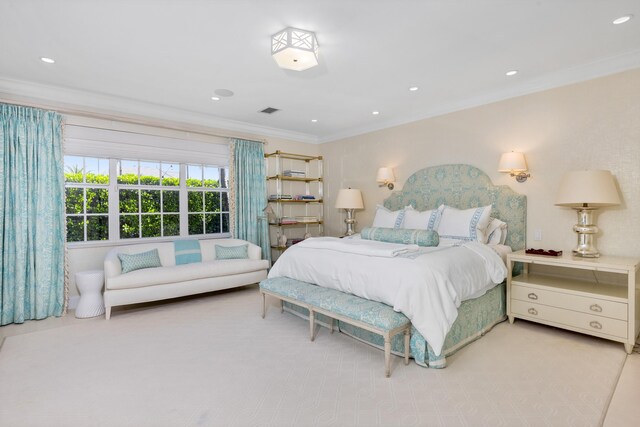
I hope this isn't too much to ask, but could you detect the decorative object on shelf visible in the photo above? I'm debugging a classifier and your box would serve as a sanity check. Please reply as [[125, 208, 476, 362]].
[[278, 233, 288, 247], [555, 170, 621, 258], [376, 167, 395, 190], [335, 188, 364, 236], [304, 232, 312, 239], [271, 27, 319, 71], [525, 248, 563, 256], [263, 204, 276, 224], [498, 151, 530, 183]]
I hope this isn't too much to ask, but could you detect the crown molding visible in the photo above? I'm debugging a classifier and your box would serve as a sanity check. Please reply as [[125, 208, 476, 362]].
[[0, 77, 320, 144], [318, 49, 640, 144]]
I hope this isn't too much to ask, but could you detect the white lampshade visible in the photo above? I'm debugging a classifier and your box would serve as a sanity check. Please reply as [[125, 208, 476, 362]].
[[376, 167, 395, 183], [498, 152, 528, 172], [335, 189, 364, 209], [271, 27, 319, 71], [555, 170, 621, 207]]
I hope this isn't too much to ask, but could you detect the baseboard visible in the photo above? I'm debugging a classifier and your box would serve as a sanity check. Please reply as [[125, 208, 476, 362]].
[[68, 295, 80, 310]]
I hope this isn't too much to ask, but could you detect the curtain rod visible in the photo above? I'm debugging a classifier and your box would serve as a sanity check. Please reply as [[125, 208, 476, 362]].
[[0, 97, 268, 144]]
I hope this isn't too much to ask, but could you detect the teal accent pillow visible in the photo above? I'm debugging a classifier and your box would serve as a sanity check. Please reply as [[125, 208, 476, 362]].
[[174, 239, 202, 265], [118, 249, 162, 274], [360, 227, 439, 247], [215, 244, 249, 260]]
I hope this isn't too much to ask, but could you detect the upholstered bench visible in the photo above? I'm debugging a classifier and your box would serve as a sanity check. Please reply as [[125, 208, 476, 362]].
[[259, 277, 411, 377]]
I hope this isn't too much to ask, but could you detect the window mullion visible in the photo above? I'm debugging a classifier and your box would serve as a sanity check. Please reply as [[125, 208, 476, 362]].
[[109, 158, 119, 241], [179, 164, 188, 236]]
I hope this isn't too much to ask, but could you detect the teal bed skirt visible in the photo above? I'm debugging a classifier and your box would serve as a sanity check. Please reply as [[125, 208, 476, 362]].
[[283, 282, 506, 369]]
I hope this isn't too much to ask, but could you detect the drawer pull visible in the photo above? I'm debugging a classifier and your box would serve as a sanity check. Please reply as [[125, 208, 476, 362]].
[[589, 321, 603, 330], [527, 293, 538, 301], [528, 308, 538, 316], [590, 304, 603, 313]]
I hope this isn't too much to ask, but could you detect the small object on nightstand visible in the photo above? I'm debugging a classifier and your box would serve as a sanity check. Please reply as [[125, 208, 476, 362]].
[[525, 248, 563, 256]]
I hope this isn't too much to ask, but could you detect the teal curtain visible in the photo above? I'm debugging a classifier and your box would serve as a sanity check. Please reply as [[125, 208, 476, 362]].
[[232, 139, 270, 263], [0, 103, 65, 325]]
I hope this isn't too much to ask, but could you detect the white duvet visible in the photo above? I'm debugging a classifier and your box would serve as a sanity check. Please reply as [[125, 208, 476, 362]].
[[268, 237, 508, 356]]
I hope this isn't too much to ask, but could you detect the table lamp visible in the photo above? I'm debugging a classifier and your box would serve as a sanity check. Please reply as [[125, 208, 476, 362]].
[[335, 188, 364, 236], [555, 170, 621, 257]]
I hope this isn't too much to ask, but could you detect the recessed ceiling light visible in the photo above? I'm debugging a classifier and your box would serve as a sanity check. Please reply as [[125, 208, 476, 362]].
[[311, 119, 318, 123], [40, 57, 55, 64], [214, 89, 234, 97], [211, 96, 220, 101], [409, 86, 419, 92], [613, 15, 632, 25], [372, 111, 380, 115], [505, 70, 518, 76]]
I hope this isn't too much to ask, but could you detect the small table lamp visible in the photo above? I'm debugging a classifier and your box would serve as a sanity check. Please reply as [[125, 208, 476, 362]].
[[335, 188, 364, 236], [555, 170, 621, 257]]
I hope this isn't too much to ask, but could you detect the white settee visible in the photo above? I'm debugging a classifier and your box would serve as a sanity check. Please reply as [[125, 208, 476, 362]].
[[103, 238, 268, 319]]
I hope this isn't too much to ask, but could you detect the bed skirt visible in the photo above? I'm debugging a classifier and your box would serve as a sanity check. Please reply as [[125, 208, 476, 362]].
[[283, 282, 506, 369]]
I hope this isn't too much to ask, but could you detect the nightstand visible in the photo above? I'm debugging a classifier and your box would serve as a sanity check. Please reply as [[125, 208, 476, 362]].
[[507, 250, 639, 354]]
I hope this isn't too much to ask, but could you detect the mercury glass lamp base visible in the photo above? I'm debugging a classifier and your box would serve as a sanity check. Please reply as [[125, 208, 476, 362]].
[[572, 207, 600, 258], [343, 208, 357, 236]]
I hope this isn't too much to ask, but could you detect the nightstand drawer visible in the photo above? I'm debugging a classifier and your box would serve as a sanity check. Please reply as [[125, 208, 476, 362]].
[[511, 284, 627, 321], [511, 300, 628, 339]]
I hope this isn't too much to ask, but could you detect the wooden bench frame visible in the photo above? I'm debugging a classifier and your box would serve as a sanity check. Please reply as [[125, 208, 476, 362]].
[[261, 289, 410, 377]]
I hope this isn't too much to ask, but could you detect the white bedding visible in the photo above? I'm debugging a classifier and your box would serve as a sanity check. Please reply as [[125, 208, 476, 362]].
[[268, 237, 508, 356]]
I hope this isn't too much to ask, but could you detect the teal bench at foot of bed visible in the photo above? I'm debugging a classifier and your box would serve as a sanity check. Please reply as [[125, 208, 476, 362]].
[[259, 277, 410, 377]]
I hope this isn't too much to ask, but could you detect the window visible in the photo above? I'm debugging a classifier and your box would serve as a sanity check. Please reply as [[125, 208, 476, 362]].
[[64, 156, 110, 242], [64, 156, 229, 243], [187, 165, 230, 235]]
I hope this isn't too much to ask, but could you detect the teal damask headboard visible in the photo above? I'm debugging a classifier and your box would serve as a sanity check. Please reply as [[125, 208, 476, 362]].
[[383, 164, 526, 252]]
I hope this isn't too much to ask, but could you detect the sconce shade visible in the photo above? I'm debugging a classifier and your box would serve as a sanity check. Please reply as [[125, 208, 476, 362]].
[[271, 27, 319, 71], [555, 170, 621, 207], [335, 189, 364, 209], [498, 152, 528, 172], [376, 167, 395, 183]]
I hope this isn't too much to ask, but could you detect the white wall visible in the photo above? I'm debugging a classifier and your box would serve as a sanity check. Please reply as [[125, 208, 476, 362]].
[[320, 68, 640, 259]]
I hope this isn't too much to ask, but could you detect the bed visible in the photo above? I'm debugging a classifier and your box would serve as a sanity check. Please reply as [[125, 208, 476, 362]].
[[269, 164, 526, 368]]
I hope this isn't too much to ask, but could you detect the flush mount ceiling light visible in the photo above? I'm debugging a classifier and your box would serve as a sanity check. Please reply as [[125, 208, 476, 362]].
[[505, 70, 518, 76], [271, 27, 319, 71], [409, 86, 419, 91], [372, 111, 380, 115], [211, 96, 220, 101], [40, 57, 55, 64]]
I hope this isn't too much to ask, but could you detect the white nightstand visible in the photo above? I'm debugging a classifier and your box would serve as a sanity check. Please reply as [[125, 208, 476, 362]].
[[507, 251, 639, 354]]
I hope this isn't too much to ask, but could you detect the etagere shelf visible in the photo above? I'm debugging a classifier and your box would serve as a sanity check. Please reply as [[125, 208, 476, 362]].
[[265, 151, 324, 261]]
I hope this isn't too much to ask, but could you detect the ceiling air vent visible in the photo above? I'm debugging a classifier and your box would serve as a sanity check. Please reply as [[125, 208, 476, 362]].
[[260, 107, 280, 114]]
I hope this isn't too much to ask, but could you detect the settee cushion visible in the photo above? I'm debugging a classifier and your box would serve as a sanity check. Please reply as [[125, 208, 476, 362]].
[[215, 244, 248, 259], [107, 258, 269, 290], [118, 249, 162, 273]]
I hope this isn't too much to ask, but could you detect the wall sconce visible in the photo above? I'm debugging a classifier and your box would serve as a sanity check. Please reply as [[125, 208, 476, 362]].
[[498, 152, 530, 183], [335, 188, 364, 236], [376, 167, 395, 190]]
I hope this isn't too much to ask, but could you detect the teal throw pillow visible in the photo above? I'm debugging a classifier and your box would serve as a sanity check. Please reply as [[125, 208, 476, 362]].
[[360, 227, 439, 247], [118, 249, 162, 273], [215, 244, 249, 260]]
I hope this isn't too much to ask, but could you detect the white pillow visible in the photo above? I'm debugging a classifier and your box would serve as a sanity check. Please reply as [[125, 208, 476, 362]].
[[372, 205, 406, 229], [403, 205, 443, 231], [486, 217, 508, 245], [436, 205, 493, 242]]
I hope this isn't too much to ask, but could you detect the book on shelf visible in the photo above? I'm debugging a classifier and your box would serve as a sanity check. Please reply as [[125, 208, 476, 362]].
[[279, 217, 298, 224], [295, 216, 318, 223], [283, 169, 306, 177], [269, 194, 292, 200], [292, 194, 316, 200]]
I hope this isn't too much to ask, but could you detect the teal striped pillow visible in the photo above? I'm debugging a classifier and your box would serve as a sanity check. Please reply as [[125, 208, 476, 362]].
[[215, 244, 249, 260], [118, 249, 162, 273], [360, 227, 439, 247]]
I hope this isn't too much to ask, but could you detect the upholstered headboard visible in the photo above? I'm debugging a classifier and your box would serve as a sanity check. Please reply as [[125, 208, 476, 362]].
[[383, 164, 526, 251]]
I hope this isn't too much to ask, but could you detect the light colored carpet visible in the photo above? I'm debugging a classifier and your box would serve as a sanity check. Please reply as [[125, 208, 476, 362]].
[[0, 286, 627, 427]]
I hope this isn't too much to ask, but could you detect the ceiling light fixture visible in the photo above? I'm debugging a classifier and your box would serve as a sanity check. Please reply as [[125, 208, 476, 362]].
[[613, 15, 632, 24], [505, 70, 518, 76], [311, 119, 318, 123], [40, 57, 55, 64], [409, 86, 419, 91], [211, 96, 220, 101], [271, 27, 319, 71], [372, 111, 380, 115]]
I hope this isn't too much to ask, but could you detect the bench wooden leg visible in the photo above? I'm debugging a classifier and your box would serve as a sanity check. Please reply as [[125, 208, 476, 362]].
[[309, 309, 316, 342], [261, 292, 266, 319], [384, 334, 391, 378], [280, 299, 284, 313], [330, 318, 335, 334], [404, 328, 410, 365]]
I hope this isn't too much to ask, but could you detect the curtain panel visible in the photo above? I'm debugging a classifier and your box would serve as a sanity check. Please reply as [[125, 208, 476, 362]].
[[230, 139, 270, 263], [0, 103, 66, 325]]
